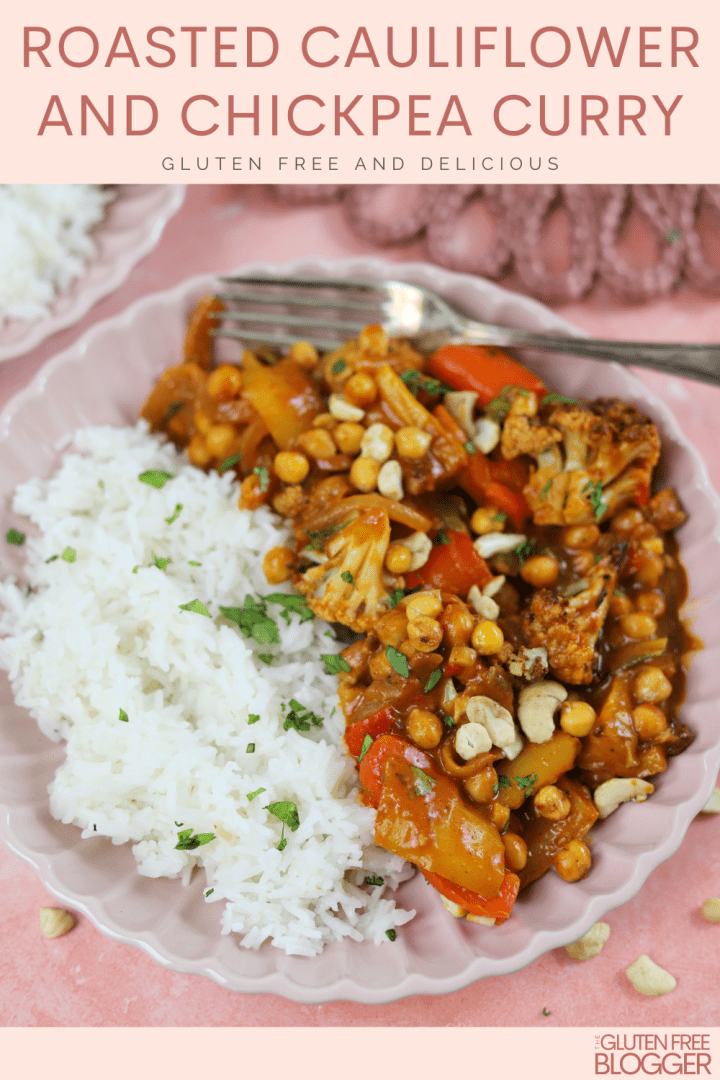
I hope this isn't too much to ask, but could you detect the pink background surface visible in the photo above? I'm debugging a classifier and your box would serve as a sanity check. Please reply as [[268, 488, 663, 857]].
[[1, 185, 720, 1027]]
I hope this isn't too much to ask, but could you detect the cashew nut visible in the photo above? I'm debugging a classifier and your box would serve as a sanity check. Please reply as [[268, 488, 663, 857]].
[[360, 422, 394, 462], [40, 907, 75, 938], [482, 575, 506, 598], [701, 788, 720, 815], [328, 393, 365, 422], [473, 417, 501, 454], [517, 681, 567, 744], [467, 585, 499, 621], [474, 532, 527, 558], [565, 921, 610, 961], [444, 391, 478, 435], [377, 460, 404, 501], [466, 695, 518, 749], [502, 729, 524, 761], [625, 955, 676, 996], [455, 722, 492, 760], [593, 777, 654, 819], [441, 895, 467, 918], [403, 531, 433, 571]]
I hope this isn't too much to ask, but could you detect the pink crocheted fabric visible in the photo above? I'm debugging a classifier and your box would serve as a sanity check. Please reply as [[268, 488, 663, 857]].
[[267, 184, 720, 304]]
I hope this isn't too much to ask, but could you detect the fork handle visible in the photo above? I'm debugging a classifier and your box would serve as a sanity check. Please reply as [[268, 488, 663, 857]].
[[457, 320, 720, 387]]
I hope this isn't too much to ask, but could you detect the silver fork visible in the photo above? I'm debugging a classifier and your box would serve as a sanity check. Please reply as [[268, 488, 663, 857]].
[[214, 275, 720, 386]]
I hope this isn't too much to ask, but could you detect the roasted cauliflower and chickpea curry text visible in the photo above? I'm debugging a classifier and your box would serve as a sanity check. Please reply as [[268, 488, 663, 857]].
[[140, 295, 694, 926]]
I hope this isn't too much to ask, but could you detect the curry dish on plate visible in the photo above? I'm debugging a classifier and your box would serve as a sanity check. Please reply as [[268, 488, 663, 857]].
[[140, 295, 695, 927]]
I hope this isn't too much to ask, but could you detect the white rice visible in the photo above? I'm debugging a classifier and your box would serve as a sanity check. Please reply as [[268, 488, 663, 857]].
[[0, 185, 113, 324], [0, 424, 414, 955]]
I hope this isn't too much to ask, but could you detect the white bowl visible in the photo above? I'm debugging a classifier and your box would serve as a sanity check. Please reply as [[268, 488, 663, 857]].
[[1, 256, 719, 1003], [0, 185, 186, 362]]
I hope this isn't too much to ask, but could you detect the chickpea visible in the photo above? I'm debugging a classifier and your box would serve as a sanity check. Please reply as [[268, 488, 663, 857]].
[[620, 611, 657, 641], [573, 551, 596, 576], [521, 554, 560, 588], [262, 546, 296, 585], [612, 507, 645, 533], [554, 839, 592, 882], [448, 645, 477, 668], [333, 421, 365, 457], [239, 473, 267, 510], [207, 364, 243, 400], [396, 426, 432, 460], [368, 650, 394, 680], [187, 433, 213, 468], [632, 703, 669, 741], [534, 785, 571, 821], [406, 593, 443, 621], [491, 802, 511, 831], [385, 544, 412, 574], [635, 552, 664, 588], [440, 605, 474, 648], [407, 616, 444, 653], [349, 456, 381, 492], [288, 341, 318, 368], [563, 524, 600, 550], [272, 484, 306, 518], [406, 707, 443, 750], [471, 620, 505, 655], [297, 428, 336, 460], [609, 590, 633, 617], [471, 506, 504, 535], [503, 832, 528, 872], [344, 372, 377, 408], [464, 767, 499, 804], [193, 408, 213, 436], [205, 423, 237, 459], [358, 324, 389, 355], [375, 610, 409, 648], [635, 591, 666, 618], [274, 451, 310, 485], [560, 700, 596, 738], [642, 536, 664, 555], [312, 413, 336, 429], [633, 666, 673, 705]]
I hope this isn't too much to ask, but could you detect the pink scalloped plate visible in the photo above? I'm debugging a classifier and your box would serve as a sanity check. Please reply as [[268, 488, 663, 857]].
[[1, 257, 720, 1003], [0, 184, 186, 362]]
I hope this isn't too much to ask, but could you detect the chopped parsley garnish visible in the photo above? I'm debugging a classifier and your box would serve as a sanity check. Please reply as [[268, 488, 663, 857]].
[[493, 511, 508, 523], [583, 481, 607, 521], [258, 654, 273, 664], [358, 734, 373, 761], [253, 465, 270, 492], [139, 470, 174, 489], [541, 393, 580, 406], [163, 401, 183, 422], [411, 766, 435, 797], [246, 743, 255, 754], [341, 570, 355, 588], [322, 653, 352, 675], [175, 828, 215, 851], [179, 599, 212, 618], [267, 800, 300, 832], [497, 775, 512, 790], [512, 539, 536, 565], [205, 888, 214, 897], [46, 555, 59, 563], [248, 714, 260, 725], [365, 875, 384, 886], [484, 385, 528, 421], [165, 503, 183, 524], [153, 553, 170, 571], [540, 479, 552, 501], [441, 714, 455, 727], [400, 370, 446, 397], [434, 528, 450, 546], [188, 560, 202, 566], [61, 547, 76, 563], [385, 644, 409, 679], [265, 593, 314, 624], [464, 441, 475, 454], [423, 669, 442, 693], [542, 1008, 551, 1017], [283, 698, 323, 734], [5, 529, 25, 545], [385, 929, 397, 941], [98, 481, 104, 490], [305, 520, 349, 552], [387, 588, 405, 609], [277, 826, 288, 852], [513, 772, 539, 798], [220, 596, 279, 644], [118, 709, 129, 723], [247, 787, 266, 802], [332, 358, 347, 375], [218, 453, 240, 475]]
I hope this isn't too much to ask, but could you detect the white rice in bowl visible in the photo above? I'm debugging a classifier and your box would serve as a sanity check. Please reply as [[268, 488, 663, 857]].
[[0, 185, 114, 324], [0, 424, 414, 956]]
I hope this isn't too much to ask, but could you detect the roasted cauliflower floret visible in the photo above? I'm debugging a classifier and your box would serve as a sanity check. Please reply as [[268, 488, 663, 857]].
[[522, 543, 626, 684], [294, 507, 392, 632], [501, 398, 660, 526]]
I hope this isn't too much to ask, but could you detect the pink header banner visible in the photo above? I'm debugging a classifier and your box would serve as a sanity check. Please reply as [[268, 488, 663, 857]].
[[0, 0, 718, 183]]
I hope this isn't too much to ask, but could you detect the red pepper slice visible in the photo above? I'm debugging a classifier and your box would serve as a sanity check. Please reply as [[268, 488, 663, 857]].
[[422, 868, 521, 924], [358, 734, 432, 807], [482, 480, 530, 531], [406, 529, 491, 595], [345, 706, 396, 758], [429, 344, 546, 405]]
